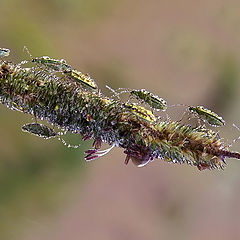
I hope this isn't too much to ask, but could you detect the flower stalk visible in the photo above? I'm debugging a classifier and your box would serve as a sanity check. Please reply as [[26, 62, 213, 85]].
[[0, 53, 239, 171]]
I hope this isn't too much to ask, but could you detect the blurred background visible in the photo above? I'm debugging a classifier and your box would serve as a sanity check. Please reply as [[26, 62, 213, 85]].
[[1, 0, 240, 239]]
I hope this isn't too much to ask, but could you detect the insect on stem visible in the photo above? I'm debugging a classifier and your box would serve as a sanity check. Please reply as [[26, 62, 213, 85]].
[[1, 47, 240, 171]]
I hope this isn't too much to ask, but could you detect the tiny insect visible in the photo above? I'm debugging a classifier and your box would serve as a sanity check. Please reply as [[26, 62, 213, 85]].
[[22, 123, 57, 139], [170, 103, 225, 127], [32, 56, 71, 72], [124, 103, 157, 122], [188, 106, 225, 127], [106, 86, 167, 111], [130, 89, 167, 111], [23, 46, 71, 72], [22, 123, 82, 149], [0, 48, 10, 57], [64, 69, 98, 91]]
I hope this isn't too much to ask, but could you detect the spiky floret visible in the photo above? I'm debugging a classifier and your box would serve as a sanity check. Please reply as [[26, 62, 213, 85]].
[[0, 59, 239, 171]]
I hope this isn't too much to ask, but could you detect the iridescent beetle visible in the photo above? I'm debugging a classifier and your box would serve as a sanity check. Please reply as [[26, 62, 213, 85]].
[[0, 48, 10, 58], [130, 89, 167, 111], [123, 103, 157, 122], [63, 69, 98, 92], [188, 106, 225, 127]]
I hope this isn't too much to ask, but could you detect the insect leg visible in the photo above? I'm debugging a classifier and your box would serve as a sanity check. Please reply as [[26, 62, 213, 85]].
[[227, 124, 240, 148], [57, 132, 82, 149], [106, 85, 130, 101], [106, 85, 120, 99]]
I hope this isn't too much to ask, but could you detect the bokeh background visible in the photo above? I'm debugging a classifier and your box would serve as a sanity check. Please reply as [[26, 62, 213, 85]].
[[1, 0, 240, 239]]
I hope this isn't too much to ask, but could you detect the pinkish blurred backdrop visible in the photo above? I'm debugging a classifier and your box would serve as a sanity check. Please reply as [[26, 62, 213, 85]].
[[1, 0, 240, 239]]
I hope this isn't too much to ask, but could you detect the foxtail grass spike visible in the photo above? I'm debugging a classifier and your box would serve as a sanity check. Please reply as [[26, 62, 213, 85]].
[[0, 48, 239, 171]]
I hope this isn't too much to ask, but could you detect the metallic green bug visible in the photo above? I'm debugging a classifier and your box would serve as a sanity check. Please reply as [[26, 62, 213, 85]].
[[124, 103, 157, 122], [22, 123, 58, 139], [0, 48, 10, 57], [130, 89, 167, 111], [64, 69, 98, 92], [32, 56, 71, 72], [188, 106, 225, 127]]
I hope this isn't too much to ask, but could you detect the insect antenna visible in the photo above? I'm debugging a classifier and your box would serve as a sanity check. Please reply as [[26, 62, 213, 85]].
[[22, 46, 43, 73], [23, 46, 33, 60], [227, 123, 240, 149], [168, 103, 191, 123], [168, 103, 188, 108]]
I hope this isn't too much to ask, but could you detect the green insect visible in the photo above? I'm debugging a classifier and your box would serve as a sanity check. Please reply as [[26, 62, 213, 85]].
[[130, 89, 167, 111], [124, 103, 157, 122], [64, 69, 98, 91], [188, 106, 225, 127], [0, 48, 10, 57], [22, 123, 58, 139], [106, 86, 167, 111], [170, 103, 225, 127], [22, 122, 82, 148], [32, 56, 71, 72], [23, 46, 71, 72]]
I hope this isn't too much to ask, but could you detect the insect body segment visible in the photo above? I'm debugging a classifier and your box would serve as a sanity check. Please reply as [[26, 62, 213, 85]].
[[130, 89, 167, 111], [32, 56, 71, 72], [124, 103, 156, 122], [0, 48, 10, 57], [188, 106, 225, 127], [22, 123, 57, 139], [64, 69, 98, 91]]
